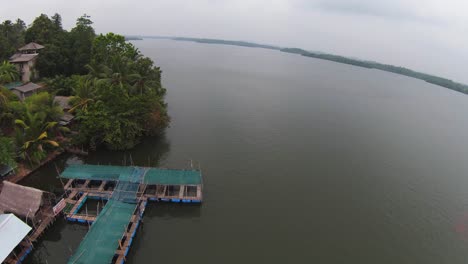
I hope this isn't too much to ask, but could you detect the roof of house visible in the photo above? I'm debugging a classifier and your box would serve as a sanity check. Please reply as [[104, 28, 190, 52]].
[[54, 96, 71, 110], [18, 42, 45, 51], [61, 113, 74, 121], [13, 82, 43, 93], [0, 165, 14, 178], [0, 181, 45, 218], [0, 214, 32, 263], [9, 53, 38, 63]]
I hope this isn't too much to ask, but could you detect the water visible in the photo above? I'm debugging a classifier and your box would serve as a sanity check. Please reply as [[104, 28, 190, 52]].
[[22, 39, 468, 263]]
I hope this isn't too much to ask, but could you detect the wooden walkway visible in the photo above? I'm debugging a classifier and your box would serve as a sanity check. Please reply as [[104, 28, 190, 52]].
[[61, 165, 203, 264], [29, 213, 56, 242]]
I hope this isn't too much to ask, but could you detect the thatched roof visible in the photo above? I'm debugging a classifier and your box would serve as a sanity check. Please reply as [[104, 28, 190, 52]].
[[54, 96, 71, 110], [0, 182, 44, 218], [18, 42, 45, 51]]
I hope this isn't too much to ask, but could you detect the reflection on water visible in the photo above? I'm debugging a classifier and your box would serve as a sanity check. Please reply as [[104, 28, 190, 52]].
[[84, 132, 171, 167], [144, 203, 202, 219]]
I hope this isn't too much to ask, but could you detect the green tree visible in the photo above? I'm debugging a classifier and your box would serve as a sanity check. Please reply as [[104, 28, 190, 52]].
[[0, 61, 19, 84], [43, 75, 79, 96], [0, 19, 26, 61], [25, 13, 70, 77], [14, 111, 60, 165], [91, 33, 139, 67], [0, 87, 21, 129], [73, 33, 169, 150], [0, 136, 16, 168], [69, 76, 96, 113], [24, 92, 63, 122], [69, 15, 95, 74]]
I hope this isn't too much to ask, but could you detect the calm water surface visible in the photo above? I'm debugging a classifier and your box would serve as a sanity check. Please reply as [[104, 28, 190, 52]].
[[22, 39, 468, 263]]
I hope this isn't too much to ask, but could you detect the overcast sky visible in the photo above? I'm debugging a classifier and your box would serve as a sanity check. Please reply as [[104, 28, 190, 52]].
[[2, 0, 467, 83]]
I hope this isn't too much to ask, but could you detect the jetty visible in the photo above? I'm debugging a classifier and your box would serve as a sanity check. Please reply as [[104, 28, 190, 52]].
[[60, 164, 203, 264]]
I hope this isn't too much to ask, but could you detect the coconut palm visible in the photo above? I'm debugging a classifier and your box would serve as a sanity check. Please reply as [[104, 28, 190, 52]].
[[15, 111, 60, 165], [69, 76, 96, 113], [0, 61, 19, 84]]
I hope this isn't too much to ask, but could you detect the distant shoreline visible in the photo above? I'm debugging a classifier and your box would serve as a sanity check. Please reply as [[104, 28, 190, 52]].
[[134, 35, 468, 95]]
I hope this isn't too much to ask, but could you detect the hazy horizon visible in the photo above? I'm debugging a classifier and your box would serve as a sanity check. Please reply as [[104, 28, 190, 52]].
[[1, 0, 467, 83]]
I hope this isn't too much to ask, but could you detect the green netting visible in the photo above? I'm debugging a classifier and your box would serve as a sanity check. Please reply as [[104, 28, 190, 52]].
[[144, 168, 202, 185], [68, 200, 136, 264], [61, 164, 134, 181], [61, 164, 202, 185]]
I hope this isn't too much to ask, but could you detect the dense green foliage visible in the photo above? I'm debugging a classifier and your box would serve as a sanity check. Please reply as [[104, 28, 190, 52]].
[[74, 33, 169, 150], [0, 13, 96, 78], [0, 136, 16, 168], [0, 19, 26, 62], [68, 15, 95, 74], [12, 92, 64, 165], [0, 13, 169, 166], [25, 14, 70, 77], [0, 61, 19, 83], [43, 75, 79, 96]]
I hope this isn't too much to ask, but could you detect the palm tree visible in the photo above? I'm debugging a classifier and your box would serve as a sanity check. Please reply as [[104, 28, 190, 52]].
[[15, 111, 60, 165], [69, 76, 96, 113], [0, 61, 19, 84], [24, 92, 63, 122]]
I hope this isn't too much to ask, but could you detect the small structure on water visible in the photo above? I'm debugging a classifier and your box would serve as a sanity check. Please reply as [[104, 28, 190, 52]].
[[0, 214, 32, 264], [60, 164, 203, 264], [0, 181, 57, 263]]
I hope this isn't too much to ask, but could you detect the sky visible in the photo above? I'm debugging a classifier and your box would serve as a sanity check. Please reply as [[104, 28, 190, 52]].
[[1, 0, 467, 83]]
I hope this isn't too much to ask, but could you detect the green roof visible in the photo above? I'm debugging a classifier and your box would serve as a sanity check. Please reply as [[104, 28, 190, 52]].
[[145, 168, 202, 185], [61, 164, 202, 185], [67, 200, 136, 264], [3, 82, 22, 90]]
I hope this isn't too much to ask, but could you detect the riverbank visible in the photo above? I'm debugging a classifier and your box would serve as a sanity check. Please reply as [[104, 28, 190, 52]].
[[5, 150, 65, 183]]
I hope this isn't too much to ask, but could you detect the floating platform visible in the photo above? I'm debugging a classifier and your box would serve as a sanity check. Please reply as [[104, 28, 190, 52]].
[[61, 164, 203, 264]]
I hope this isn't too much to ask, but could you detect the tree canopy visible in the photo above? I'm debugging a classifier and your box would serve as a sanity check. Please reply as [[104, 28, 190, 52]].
[[73, 33, 169, 150], [0, 13, 170, 166]]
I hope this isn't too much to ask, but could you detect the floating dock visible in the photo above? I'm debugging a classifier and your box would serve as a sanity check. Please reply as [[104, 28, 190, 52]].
[[60, 164, 203, 264]]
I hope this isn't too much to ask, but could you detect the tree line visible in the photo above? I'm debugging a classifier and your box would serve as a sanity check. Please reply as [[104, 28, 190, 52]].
[[280, 48, 468, 94], [0, 14, 169, 168], [163, 37, 468, 95]]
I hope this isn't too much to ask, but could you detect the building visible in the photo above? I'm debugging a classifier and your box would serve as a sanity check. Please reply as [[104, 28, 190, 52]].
[[54, 96, 72, 111], [11, 82, 45, 101], [0, 214, 32, 264], [0, 182, 57, 264], [0, 181, 55, 227], [8, 42, 44, 83]]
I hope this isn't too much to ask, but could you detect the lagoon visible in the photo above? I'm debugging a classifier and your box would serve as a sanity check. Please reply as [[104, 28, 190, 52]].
[[23, 38, 468, 263]]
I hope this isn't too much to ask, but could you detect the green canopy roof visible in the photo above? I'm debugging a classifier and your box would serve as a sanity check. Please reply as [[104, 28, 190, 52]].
[[61, 164, 202, 185]]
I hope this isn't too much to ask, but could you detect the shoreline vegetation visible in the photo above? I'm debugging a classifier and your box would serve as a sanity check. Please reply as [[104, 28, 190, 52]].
[[0, 14, 169, 177], [138, 36, 468, 95]]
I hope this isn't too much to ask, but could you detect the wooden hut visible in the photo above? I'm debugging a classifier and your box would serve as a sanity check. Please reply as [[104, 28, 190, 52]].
[[0, 181, 55, 227]]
